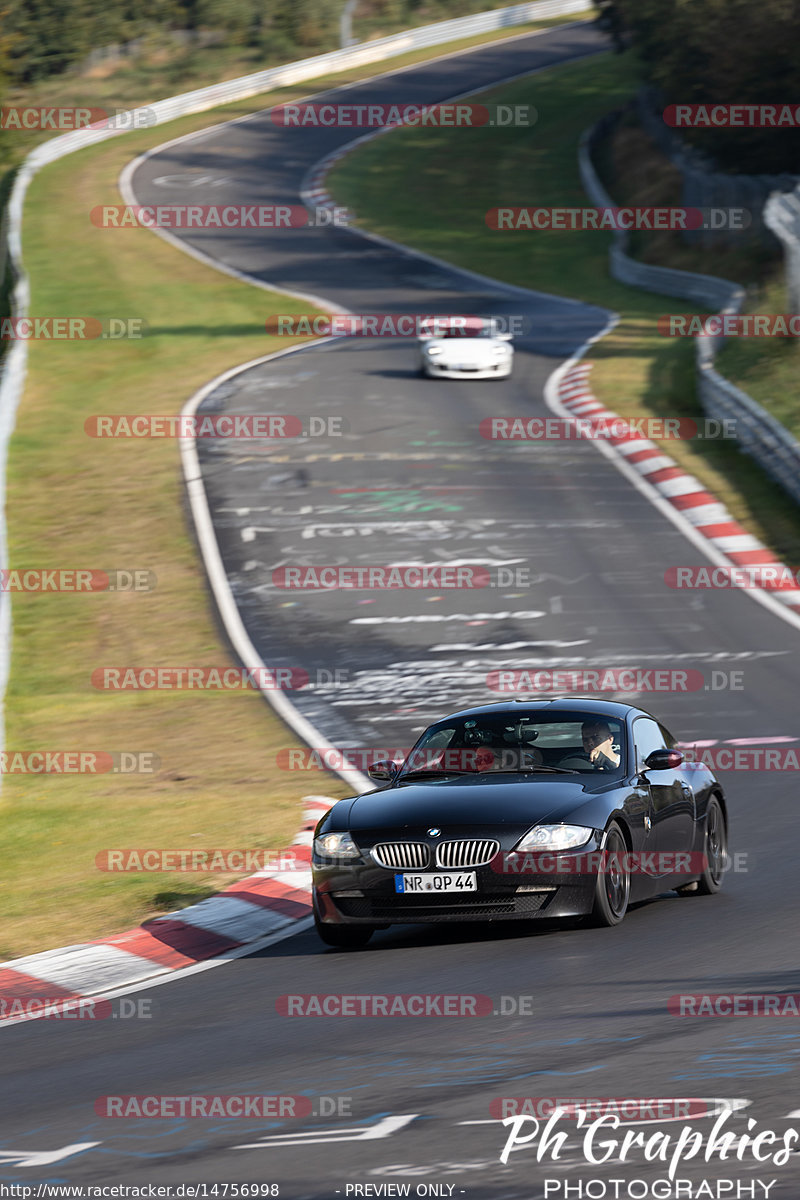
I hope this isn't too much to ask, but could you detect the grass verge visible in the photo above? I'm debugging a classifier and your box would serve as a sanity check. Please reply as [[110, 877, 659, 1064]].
[[3, 128, 351, 960], [714, 276, 800, 441], [328, 51, 800, 565]]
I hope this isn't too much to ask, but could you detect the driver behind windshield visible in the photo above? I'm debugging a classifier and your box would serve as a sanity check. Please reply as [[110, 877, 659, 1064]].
[[580, 720, 620, 770]]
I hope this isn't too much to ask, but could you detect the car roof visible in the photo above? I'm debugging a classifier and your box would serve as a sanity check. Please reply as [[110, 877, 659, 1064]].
[[437, 697, 652, 722]]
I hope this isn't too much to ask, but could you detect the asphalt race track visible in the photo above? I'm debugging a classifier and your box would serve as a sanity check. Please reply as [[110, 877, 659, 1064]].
[[2, 20, 799, 1200], [128, 20, 614, 754]]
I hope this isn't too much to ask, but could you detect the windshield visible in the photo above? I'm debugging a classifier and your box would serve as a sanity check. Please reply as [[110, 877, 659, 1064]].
[[435, 325, 497, 339], [399, 710, 626, 777]]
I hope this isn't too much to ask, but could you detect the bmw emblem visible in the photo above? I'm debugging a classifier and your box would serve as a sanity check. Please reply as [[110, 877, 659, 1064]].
[[427, 827, 441, 837]]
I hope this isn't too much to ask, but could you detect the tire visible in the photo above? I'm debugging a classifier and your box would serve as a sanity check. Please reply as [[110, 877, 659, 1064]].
[[589, 822, 630, 927], [314, 911, 374, 949], [696, 796, 727, 895]]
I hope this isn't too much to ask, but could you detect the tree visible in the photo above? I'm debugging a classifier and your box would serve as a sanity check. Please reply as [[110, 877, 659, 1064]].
[[591, 0, 627, 52], [607, 0, 800, 173]]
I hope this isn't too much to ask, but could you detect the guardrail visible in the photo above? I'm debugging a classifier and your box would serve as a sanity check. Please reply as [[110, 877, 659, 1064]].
[[579, 114, 744, 312], [695, 349, 800, 508], [0, 202, 8, 296], [580, 111, 800, 510], [764, 186, 800, 317], [0, 0, 592, 764]]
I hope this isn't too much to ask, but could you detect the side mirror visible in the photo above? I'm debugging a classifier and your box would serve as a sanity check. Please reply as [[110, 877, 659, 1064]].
[[367, 759, 400, 783], [643, 748, 684, 772]]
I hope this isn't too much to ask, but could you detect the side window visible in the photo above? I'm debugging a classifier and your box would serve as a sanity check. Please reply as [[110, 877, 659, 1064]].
[[633, 717, 667, 768], [658, 722, 677, 750]]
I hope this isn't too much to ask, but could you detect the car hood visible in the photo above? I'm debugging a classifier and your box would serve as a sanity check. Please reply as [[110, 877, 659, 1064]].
[[343, 774, 609, 833]]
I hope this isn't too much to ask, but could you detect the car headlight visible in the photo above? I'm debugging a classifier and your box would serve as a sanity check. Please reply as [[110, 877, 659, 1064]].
[[492, 344, 511, 355], [313, 831, 360, 859], [425, 346, 444, 357], [515, 825, 593, 852]]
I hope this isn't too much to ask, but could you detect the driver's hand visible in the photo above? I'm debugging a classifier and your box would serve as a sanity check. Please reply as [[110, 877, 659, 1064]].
[[474, 747, 496, 772], [589, 737, 615, 763]]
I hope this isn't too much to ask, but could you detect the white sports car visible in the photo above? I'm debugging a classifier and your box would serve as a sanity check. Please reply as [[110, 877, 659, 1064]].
[[419, 321, 514, 380]]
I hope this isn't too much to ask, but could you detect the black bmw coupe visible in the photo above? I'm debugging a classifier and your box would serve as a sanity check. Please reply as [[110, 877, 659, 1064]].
[[311, 698, 728, 948]]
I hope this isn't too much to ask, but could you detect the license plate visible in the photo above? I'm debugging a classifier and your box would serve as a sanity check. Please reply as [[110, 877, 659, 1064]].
[[395, 871, 477, 894]]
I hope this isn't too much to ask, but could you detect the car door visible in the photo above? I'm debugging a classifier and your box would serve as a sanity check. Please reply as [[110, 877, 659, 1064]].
[[632, 717, 695, 876]]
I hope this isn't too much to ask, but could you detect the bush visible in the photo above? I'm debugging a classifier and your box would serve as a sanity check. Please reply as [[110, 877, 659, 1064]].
[[597, 0, 800, 174]]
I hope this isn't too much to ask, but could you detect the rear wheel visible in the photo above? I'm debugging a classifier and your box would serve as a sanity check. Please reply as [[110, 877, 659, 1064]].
[[697, 797, 727, 894], [589, 822, 630, 927]]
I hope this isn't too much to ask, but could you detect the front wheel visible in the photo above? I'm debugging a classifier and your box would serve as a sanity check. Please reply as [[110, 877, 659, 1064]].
[[589, 822, 630, 927], [314, 911, 374, 949]]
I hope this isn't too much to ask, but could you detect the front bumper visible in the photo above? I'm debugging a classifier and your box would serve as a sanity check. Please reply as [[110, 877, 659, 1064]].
[[422, 359, 512, 379], [313, 861, 598, 925]]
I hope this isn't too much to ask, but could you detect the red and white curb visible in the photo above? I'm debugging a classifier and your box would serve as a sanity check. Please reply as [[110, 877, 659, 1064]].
[[304, 159, 349, 213], [0, 795, 333, 1021], [554, 361, 800, 609]]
